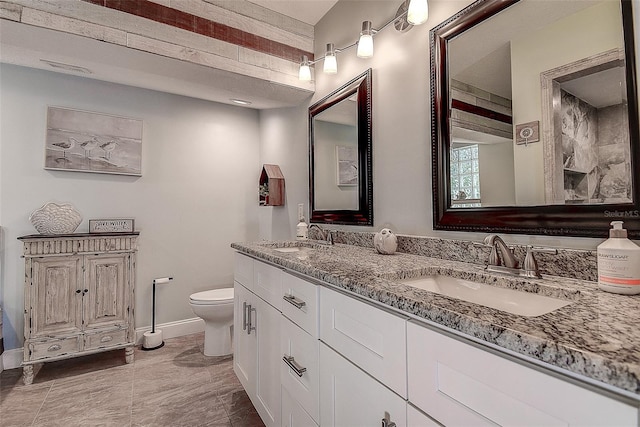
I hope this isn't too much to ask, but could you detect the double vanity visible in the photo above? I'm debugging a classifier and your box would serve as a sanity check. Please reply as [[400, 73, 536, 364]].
[[232, 237, 640, 426]]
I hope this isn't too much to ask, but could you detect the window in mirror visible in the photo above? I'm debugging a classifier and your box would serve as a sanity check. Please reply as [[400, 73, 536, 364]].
[[450, 144, 481, 207]]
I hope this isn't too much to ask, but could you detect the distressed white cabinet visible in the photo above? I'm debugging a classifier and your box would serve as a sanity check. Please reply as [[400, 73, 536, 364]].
[[234, 253, 282, 427], [19, 233, 138, 385], [407, 321, 638, 426]]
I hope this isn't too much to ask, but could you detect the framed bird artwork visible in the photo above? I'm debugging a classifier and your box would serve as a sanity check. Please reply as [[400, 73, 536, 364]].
[[45, 106, 142, 176]]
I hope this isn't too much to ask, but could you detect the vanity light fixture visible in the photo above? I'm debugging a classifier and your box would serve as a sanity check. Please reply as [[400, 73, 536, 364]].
[[299, 55, 312, 81], [298, 0, 428, 80], [357, 21, 374, 58], [323, 43, 338, 74], [407, 0, 429, 25]]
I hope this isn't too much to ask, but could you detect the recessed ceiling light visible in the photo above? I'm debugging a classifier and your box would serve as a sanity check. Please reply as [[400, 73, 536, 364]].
[[230, 98, 252, 105], [40, 59, 93, 74]]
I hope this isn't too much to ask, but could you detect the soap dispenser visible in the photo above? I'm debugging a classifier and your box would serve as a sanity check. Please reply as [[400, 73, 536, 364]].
[[296, 216, 308, 240], [597, 221, 640, 295]]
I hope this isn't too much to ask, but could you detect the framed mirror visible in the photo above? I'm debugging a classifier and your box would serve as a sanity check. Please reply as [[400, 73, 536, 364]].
[[431, 0, 639, 237], [309, 69, 373, 225]]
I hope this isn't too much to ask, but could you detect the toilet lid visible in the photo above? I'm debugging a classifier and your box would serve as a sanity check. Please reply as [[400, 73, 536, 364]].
[[190, 288, 234, 304]]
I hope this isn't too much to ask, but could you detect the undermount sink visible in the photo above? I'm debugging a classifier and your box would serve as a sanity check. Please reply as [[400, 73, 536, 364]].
[[259, 241, 329, 253], [399, 275, 572, 317]]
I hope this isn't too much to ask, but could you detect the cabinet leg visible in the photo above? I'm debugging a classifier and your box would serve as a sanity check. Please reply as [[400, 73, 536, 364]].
[[125, 346, 135, 364], [23, 365, 34, 385]]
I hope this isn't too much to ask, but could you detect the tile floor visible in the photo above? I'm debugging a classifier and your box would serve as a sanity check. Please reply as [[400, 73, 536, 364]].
[[0, 333, 265, 427]]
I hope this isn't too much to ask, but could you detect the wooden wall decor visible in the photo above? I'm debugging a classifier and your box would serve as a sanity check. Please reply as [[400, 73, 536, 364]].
[[260, 164, 285, 206]]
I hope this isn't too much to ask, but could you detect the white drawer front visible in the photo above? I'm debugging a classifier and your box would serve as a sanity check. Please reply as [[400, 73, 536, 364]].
[[254, 261, 282, 310], [28, 336, 81, 361], [281, 272, 319, 337], [234, 252, 254, 290], [84, 328, 128, 350], [407, 404, 440, 427], [319, 342, 407, 427], [282, 386, 318, 427], [281, 316, 319, 423], [407, 321, 638, 427], [319, 287, 407, 398]]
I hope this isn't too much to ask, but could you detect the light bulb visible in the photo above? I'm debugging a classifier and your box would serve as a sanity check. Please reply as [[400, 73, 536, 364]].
[[299, 55, 311, 81], [407, 0, 428, 25], [357, 21, 374, 58], [323, 43, 337, 74]]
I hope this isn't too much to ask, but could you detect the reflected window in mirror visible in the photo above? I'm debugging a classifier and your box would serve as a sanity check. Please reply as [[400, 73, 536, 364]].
[[309, 69, 373, 226], [431, 0, 639, 237]]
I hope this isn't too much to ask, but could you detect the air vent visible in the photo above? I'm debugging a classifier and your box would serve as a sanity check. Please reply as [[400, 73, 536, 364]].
[[40, 59, 92, 74]]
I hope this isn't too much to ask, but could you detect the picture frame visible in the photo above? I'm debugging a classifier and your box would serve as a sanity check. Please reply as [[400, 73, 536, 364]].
[[45, 106, 143, 176], [336, 145, 358, 186], [89, 219, 135, 233], [515, 121, 540, 145]]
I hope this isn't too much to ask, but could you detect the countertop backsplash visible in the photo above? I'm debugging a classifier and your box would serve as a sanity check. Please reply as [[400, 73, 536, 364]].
[[311, 229, 598, 282]]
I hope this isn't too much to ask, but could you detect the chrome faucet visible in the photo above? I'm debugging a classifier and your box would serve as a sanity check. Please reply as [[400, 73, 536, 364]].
[[483, 234, 519, 269], [481, 234, 557, 278], [309, 224, 334, 245]]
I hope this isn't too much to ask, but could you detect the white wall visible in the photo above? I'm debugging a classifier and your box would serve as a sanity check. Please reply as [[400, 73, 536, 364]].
[[258, 106, 310, 241], [0, 64, 261, 350]]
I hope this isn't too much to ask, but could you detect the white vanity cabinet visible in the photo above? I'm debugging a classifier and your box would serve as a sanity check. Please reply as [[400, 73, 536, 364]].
[[319, 286, 408, 426], [19, 233, 137, 385], [234, 253, 282, 427], [407, 321, 639, 426]]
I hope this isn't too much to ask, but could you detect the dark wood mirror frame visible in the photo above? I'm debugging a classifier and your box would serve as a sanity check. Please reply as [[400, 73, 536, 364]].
[[309, 68, 373, 226], [431, 0, 640, 238]]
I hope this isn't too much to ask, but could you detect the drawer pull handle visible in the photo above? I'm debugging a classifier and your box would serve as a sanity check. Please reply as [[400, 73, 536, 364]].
[[47, 344, 62, 352], [283, 294, 306, 309], [242, 302, 248, 331], [100, 335, 113, 343], [283, 355, 307, 377]]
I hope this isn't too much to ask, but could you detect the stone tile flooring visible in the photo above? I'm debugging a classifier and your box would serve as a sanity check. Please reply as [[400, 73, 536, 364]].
[[0, 333, 265, 427]]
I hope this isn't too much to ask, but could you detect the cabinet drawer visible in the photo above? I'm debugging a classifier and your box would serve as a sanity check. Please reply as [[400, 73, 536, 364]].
[[281, 273, 319, 337], [319, 342, 407, 427], [407, 321, 638, 426], [281, 317, 319, 423], [320, 287, 407, 398], [254, 261, 282, 310], [234, 253, 254, 290], [84, 329, 128, 350], [28, 336, 81, 361], [282, 384, 318, 427]]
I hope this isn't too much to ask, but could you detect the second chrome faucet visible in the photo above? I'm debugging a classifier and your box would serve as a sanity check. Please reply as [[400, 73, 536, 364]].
[[482, 234, 557, 278]]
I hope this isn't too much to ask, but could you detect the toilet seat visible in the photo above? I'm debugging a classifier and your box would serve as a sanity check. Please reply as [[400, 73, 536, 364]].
[[189, 288, 234, 305]]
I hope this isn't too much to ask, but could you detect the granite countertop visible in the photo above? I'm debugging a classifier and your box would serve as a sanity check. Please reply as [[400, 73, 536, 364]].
[[232, 240, 640, 399]]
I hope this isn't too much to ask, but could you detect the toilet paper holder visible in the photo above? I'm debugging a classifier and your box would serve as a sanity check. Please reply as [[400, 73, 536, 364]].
[[141, 276, 173, 351]]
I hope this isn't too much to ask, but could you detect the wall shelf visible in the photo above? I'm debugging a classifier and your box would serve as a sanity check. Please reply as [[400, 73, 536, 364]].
[[260, 164, 285, 206]]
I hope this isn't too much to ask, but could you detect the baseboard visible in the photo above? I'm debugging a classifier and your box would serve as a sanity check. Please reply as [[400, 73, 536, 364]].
[[1, 318, 205, 371], [2, 348, 23, 371], [134, 317, 205, 344]]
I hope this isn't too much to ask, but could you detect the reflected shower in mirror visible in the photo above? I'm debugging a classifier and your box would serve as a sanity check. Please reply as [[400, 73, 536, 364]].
[[431, 0, 639, 237], [310, 69, 373, 225]]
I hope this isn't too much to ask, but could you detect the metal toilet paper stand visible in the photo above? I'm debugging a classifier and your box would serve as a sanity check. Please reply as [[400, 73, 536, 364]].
[[142, 277, 173, 350]]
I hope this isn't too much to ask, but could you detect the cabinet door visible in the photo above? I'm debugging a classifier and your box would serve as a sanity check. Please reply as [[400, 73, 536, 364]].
[[31, 256, 83, 338], [407, 321, 638, 426], [281, 316, 319, 423], [84, 254, 129, 330], [254, 294, 282, 427], [234, 282, 256, 395], [320, 287, 407, 398], [282, 386, 318, 427], [319, 342, 406, 427]]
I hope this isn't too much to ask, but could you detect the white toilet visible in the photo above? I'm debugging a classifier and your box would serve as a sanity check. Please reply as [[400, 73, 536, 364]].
[[189, 287, 234, 356]]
